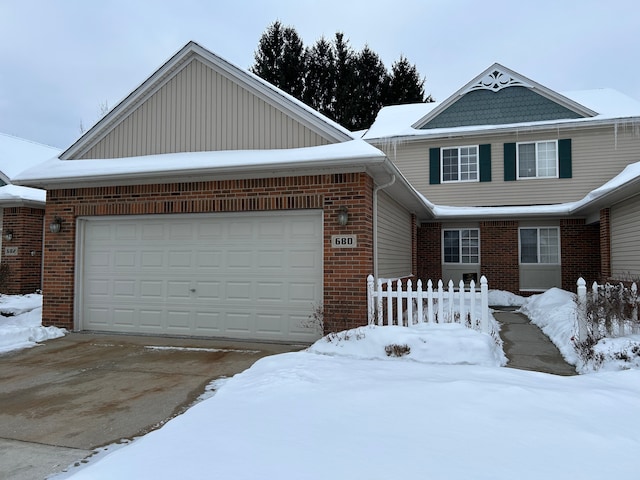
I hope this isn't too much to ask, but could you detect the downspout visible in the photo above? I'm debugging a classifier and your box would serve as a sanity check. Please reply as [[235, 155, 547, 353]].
[[373, 174, 396, 281]]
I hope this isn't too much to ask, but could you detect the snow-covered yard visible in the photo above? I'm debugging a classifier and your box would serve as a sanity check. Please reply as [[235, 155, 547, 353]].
[[1, 290, 639, 479]]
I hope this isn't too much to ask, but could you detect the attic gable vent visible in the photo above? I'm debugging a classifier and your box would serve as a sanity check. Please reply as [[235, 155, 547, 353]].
[[466, 68, 532, 93]]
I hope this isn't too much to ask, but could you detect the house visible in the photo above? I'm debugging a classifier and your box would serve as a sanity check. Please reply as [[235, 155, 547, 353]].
[[363, 63, 640, 294], [0, 133, 60, 294], [14, 41, 430, 341]]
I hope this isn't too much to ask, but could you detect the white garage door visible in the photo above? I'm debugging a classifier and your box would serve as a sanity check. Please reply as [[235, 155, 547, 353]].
[[78, 211, 323, 342]]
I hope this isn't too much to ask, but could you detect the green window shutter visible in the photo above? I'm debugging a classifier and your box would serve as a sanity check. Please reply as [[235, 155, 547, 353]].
[[429, 148, 441, 184], [558, 139, 572, 178], [504, 143, 516, 181], [479, 144, 491, 182]]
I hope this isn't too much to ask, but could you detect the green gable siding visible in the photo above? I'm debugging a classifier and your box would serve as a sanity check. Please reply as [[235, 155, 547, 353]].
[[420, 87, 583, 130]]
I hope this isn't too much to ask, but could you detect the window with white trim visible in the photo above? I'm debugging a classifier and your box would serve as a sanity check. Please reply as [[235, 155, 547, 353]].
[[442, 146, 478, 182], [519, 227, 560, 264], [443, 229, 479, 264], [517, 140, 557, 178]]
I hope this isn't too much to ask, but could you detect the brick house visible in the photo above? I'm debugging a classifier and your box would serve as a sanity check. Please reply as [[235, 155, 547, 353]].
[[364, 63, 640, 294], [0, 133, 60, 294], [15, 42, 429, 341]]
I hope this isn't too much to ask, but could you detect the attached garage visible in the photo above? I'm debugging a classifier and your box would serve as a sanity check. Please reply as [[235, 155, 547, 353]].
[[78, 211, 323, 342]]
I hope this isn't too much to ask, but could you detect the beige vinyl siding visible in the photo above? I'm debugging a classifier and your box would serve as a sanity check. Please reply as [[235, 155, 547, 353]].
[[81, 58, 330, 159], [611, 193, 640, 278], [377, 191, 412, 278], [378, 124, 640, 206]]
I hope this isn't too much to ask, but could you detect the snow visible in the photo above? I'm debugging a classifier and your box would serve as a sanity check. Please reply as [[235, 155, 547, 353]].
[[30, 289, 637, 480], [14, 140, 384, 186], [0, 132, 60, 181], [0, 184, 46, 204], [0, 293, 65, 353]]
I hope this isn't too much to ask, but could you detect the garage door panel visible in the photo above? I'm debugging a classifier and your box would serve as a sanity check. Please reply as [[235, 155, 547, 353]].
[[81, 212, 322, 342]]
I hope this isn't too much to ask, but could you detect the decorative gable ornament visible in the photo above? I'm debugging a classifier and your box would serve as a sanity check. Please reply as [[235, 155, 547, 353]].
[[466, 68, 533, 93]]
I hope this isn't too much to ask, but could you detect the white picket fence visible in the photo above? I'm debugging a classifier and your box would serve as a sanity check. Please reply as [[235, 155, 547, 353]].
[[366, 275, 490, 333], [576, 277, 640, 342]]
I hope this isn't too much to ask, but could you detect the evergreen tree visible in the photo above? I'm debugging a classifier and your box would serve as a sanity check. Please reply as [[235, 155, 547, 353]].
[[350, 46, 390, 131], [388, 55, 429, 105], [303, 37, 335, 117], [250, 21, 305, 98], [332, 32, 357, 129]]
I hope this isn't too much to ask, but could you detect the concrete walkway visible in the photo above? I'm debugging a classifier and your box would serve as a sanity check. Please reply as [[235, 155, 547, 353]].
[[493, 310, 577, 376]]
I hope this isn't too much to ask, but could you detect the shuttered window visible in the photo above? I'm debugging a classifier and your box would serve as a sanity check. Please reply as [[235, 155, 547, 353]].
[[430, 144, 491, 184]]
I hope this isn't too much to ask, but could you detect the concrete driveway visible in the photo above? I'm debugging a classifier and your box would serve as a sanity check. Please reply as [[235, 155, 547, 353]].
[[0, 332, 303, 479]]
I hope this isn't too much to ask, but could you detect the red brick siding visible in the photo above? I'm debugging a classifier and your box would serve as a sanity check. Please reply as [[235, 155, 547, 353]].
[[417, 222, 442, 281], [480, 220, 519, 293], [43, 174, 374, 334], [1, 207, 44, 294], [560, 218, 600, 291], [599, 208, 611, 280]]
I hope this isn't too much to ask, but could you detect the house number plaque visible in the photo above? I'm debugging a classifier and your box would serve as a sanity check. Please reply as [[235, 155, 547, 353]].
[[4, 246, 18, 256], [331, 235, 357, 248]]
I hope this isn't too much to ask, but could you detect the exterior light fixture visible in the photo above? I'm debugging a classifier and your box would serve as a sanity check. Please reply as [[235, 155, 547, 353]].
[[49, 217, 62, 234], [337, 206, 349, 226], [3, 230, 13, 241]]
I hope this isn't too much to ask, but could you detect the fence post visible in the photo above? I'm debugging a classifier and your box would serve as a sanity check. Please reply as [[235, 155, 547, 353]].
[[427, 279, 434, 323], [395, 279, 403, 326], [632, 283, 639, 335], [437, 280, 444, 323], [447, 280, 455, 323], [480, 276, 489, 333], [458, 280, 466, 327], [376, 278, 383, 326], [386, 279, 393, 326], [416, 279, 424, 324], [406, 279, 413, 327], [469, 280, 476, 330], [367, 275, 375, 325], [576, 277, 587, 343]]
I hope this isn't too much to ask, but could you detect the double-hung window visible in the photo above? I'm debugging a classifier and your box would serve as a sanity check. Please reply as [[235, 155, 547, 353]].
[[443, 229, 479, 264], [442, 146, 478, 182], [517, 140, 558, 178], [519, 227, 560, 264]]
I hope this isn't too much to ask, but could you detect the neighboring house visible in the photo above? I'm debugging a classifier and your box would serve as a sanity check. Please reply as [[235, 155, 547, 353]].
[[15, 41, 429, 341], [0, 133, 60, 294], [363, 63, 640, 294]]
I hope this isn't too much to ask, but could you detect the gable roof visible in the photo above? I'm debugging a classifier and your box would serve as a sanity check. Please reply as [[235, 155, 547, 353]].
[[363, 64, 640, 142], [60, 41, 355, 160], [413, 63, 597, 129]]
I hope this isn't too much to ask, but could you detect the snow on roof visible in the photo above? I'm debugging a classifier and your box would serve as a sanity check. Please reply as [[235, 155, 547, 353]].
[[363, 89, 640, 141], [0, 133, 61, 181], [15, 139, 386, 187], [0, 184, 46, 205]]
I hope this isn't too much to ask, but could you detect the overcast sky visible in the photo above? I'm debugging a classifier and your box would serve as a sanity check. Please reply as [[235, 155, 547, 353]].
[[1, 0, 638, 149]]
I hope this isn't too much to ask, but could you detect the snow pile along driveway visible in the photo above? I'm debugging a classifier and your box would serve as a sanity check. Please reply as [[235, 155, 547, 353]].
[[0, 293, 65, 353]]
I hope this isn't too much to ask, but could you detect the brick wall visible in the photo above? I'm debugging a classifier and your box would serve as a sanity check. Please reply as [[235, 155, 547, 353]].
[[417, 222, 441, 281], [560, 218, 600, 291], [1, 207, 44, 294], [480, 220, 519, 293], [43, 173, 375, 334]]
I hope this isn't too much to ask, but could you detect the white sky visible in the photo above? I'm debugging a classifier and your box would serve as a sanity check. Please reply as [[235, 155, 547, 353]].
[[1, 0, 638, 149]]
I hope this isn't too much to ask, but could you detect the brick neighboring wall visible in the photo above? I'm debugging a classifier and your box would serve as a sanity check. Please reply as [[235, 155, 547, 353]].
[[480, 220, 519, 293], [43, 173, 374, 334], [560, 218, 600, 291], [417, 222, 441, 281], [1, 207, 44, 294]]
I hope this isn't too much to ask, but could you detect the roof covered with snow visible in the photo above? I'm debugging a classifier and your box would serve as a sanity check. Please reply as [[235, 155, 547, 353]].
[[364, 88, 640, 141], [0, 133, 60, 182]]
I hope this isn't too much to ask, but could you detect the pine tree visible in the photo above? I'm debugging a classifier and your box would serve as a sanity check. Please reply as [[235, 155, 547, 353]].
[[332, 32, 357, 129], [388, 55, 428, 104], [350, 46, 390, 131], [250, 21, 305, 98], [303, 37, 335, 117]]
